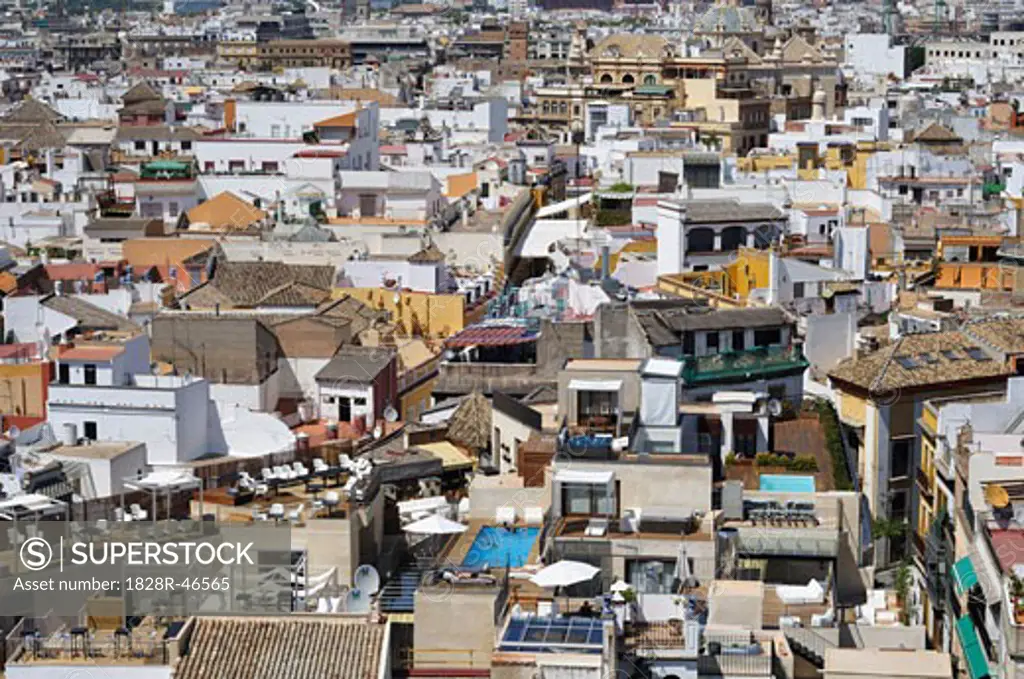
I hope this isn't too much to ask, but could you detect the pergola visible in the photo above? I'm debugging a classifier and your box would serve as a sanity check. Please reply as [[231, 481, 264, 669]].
[[122, 470, 203, 523], [0, 493, 69, 525]]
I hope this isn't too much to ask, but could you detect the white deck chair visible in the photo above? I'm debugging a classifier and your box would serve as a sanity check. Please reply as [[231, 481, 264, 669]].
[[496, 506, 516, 525], [524, 507, 544, 525]]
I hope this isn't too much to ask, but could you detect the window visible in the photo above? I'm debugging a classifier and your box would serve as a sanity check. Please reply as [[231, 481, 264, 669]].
[[83, 421, 97, 441], [58, 363, 70, 384], [180, 140, 192, 151], [204, 161, 215, 172], [353, 397, 367, 406], [705, 331, 719, 353], [793, 282, 805, 298], [83, 364, 97, 385], [753, 328, 782, 347], [561, 483, 615, 516], [261, 161, 279, 173], [732, 330, 745, 351], [577, 390, 617, 422], [891, 439, 912, 479], [359, 194, 377, 217], [627, 558, 677, 594], [134, 141, 146, 151], [169, 201, 179, 217]]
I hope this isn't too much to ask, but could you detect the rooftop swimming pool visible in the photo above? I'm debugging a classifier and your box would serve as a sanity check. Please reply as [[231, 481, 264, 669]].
[[759, 474, 816, 493], [461, 526, 539, 569]]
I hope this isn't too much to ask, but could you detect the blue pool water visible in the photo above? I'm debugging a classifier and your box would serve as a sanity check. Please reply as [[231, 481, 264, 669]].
[[462, 526, 540, 568], [759, 474, 816, 493]]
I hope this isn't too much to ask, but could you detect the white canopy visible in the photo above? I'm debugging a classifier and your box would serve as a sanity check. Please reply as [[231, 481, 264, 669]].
[[530, 560, 601, 588], [553, 469, 614, 485], [610, 580, 632, 593], [568, 379, 622, 392], [402, 515, 468, 535], [128, 470, 200, 490]]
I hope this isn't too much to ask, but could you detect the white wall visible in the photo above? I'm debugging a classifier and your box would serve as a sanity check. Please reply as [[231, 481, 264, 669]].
[[805, 312, 856, 375], [47, 376, 211, 466], [3, 296, 77, 342]]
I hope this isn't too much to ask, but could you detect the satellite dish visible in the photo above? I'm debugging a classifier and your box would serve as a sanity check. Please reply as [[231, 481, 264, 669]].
[[345, 587, 370, 614], [354, 564, 381, 595], [986, 484, 1011, 509], [767, 399, 783, 417], [383, 405, 399, 423], [372, 425, 383, 440]]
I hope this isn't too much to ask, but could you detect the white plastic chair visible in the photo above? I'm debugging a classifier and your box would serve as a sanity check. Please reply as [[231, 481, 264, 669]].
[[261, 467, 277, 482], [287, 504, 304, 523], [130, 504, 148, 521], [269, 503, 285, 521]]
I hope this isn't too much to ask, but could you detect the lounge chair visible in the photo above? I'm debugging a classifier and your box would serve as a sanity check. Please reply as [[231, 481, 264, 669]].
[[496, 506, 516, 525], [269, 504, 285, 521], [287, 504, 304, 523], [585, 517, 609, 537], [130, 504, 148, 521], [261, 467, 277, 482]]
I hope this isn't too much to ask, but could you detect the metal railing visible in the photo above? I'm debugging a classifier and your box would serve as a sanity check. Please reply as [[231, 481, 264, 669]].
[[681, 344, 808, 384]]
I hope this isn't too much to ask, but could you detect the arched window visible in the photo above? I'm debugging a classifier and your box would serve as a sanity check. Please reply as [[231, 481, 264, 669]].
[[559, 102, 567, 114], [643, 74, 657, 85], [542, 102, 550, 114], [600, 74, 613, 84], [622, 73, 635, 84]]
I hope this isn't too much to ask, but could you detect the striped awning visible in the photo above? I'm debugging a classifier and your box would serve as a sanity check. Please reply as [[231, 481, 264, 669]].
[[955, 615, 992, 679]]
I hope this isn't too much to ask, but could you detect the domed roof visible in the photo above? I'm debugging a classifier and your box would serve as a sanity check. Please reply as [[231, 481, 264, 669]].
[[695, 3, 761, 34]]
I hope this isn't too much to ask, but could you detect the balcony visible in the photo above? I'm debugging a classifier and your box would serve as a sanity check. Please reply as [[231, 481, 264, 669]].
[[917, 467, 935, 501], [681, 344, 808, 385]]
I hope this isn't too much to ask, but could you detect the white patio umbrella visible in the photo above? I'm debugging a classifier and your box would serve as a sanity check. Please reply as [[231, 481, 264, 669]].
[[402, 514, 468, 535], [610, 579, 632, 593], [530, 560, 601, 588], [675, 544, 694, 589]]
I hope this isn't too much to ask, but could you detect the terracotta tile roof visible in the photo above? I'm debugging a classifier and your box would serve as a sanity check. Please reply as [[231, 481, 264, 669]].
[[174, 616, 385, 679], [445, 323, 538, 349], [58, 345, 125, 361], [185, 191, 267, 232], [407, 243, 445, 263], [42, 295, 140, 333], [0, 271, 16, 294], [45, 263, 101, 281], [180, 261, 334, 309], [314, 111, 358, 128], [0, 343, 39, 360], [963, 317, 1024, 354], [122, 238, 219, 269], [444, 171, 478, 199], [828, 330, 1011, 395]]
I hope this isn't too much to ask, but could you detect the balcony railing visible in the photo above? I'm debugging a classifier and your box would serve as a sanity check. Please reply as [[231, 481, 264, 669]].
[[681, 344, 808, 385]]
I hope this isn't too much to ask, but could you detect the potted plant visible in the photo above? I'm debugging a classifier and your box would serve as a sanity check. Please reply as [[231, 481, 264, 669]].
[[1010, 575, 1024, 624]]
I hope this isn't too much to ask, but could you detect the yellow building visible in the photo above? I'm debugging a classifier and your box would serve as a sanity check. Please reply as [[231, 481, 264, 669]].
[[657, 247, 771, 303], [217, 40, 258, 68], [340, 288, 469, 339], [828, 327, 1015, 568]]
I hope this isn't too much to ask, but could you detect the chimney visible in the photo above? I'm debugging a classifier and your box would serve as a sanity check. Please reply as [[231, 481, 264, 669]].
[[601, 245, 611, 281]]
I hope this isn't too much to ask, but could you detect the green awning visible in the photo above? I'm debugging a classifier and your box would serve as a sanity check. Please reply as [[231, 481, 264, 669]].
[[953, 556, 979, 595], [956, 615, 991, 679]]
